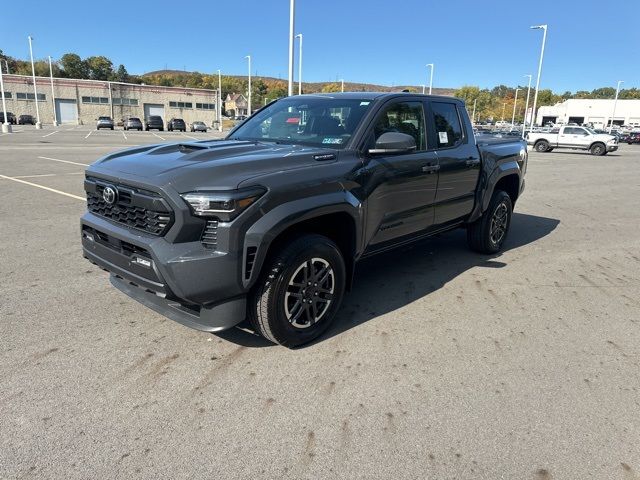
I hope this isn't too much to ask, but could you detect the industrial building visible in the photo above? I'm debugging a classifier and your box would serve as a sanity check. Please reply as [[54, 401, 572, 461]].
[[536, 99, 640, 129], [0, 74, 220, 126]]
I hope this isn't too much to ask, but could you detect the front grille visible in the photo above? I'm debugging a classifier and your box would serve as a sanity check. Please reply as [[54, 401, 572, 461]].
[[201, 220, 218, 249], [85, 178, 173, 236]]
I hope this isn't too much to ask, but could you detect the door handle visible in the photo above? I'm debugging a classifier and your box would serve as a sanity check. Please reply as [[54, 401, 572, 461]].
[[465, 158, 480, 167], [422, 164, 440, 174]]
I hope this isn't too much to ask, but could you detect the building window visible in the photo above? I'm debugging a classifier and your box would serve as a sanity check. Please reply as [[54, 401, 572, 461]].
[[17, 92, 46, 101], [0, 92, 11, 99], [82, 96, 109, 104], [169, 101, 193, 109], [196, 103, 216, 110], [113, 98, 138, 106]]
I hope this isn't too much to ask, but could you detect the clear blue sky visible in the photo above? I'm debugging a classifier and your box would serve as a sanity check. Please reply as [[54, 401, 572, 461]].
[[2, 0, 638, 92]]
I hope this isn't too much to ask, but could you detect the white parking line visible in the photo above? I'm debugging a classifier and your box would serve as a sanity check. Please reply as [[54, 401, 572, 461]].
[[37, 156, 90, 166], [13, 172, 84, 179], [85, 131, 93, 139], [42, 130, 59, 138], [181, 133, 198, 140], [0, 174, 84, 201], [122, 131, 127, 140], [150, 132, 166, 141]]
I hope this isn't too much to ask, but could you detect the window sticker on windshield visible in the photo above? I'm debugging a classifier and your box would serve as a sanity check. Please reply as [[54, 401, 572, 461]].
[[360, 101, 370, 106], [438, 131, 449, 143], [322, 137, 344, 144]]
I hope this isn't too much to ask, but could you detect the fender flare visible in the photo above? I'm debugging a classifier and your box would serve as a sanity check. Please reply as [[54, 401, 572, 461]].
[[468, 161, 521, 223], [242, 191, 362, 288]]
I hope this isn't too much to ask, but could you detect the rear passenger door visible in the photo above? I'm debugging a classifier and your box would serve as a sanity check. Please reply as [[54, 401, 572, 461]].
[[428, 101, 481, 225]]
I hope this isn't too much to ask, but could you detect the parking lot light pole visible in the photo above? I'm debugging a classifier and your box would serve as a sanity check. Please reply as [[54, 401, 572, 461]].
[[217, 69, 222, 132], [0, 66, 12, 133], [609, 80, 623, 134], [28, 36, 42, 129], [426, 63, 434, 94], [287, 0, 295, 96], [471, 99, 477, 126], [522, 74, 532, 137], [340, 79, 344, 92], [530, 24, 547, 127], [421, 84, 425, 94], [245, 55, 251, 116], [511, 88, 521, 127], [501, 102, 506, 122], [295, 33, 303, 95], [48, 56, 58, 126]]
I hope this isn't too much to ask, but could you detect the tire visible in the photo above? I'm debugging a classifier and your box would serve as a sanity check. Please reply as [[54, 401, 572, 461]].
[[248, 234, 346, 348], [111, 127, 114, 130], [467, 190, 513, 254], [590, 142, 606, 156], [534, 140, 550, 152]]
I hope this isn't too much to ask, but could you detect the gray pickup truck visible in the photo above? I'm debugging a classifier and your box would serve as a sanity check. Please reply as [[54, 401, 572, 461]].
[[81, 93, 527, 347]]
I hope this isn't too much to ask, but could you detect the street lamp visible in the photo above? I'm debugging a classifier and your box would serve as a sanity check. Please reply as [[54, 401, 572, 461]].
[[426, 63, 434, 95], [245, 55, 252, 116], [295, 33, 303, 95], [609, 80, 624, 133], [0, 63, 11, 133], [530, 24, 548, 127], [420, 84, 426, 94], [501, 102, 506, 122], [511, 88, 521, 127], [217, 69, 222, 132], [48, 56, 58, 126], [471, 99, 477, 126], [522, 74, 532, 137], [339, 79, 344, 92], [287, 0, 295, 96], [28, 35, 42, 129]]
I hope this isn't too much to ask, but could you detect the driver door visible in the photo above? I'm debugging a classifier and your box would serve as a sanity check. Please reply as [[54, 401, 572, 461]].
[[361, 100, 439, 251]]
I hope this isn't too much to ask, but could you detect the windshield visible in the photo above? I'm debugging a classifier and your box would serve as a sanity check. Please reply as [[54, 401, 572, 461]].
[[229, 96, 374, 149], [584, 127, 597, 135]]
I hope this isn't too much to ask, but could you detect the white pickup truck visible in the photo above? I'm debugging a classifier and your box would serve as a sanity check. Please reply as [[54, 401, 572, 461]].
[[527, 126, 618, 155]]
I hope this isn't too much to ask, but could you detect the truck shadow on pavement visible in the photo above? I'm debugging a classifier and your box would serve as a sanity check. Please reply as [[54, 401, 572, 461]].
[[215, 212, 560, 348]]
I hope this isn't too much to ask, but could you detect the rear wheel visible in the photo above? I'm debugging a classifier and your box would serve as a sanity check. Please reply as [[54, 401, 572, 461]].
[[535, 140, 550, 152], [467, 190, 513, 254], [248, 234, 346, 348], [590, 142, 606, 156]]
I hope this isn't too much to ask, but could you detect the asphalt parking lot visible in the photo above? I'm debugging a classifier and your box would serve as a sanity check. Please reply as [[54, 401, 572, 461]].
[[1, 127, 639, 479]]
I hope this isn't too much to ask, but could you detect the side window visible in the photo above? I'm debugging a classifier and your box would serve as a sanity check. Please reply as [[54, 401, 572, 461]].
[[372, 102, 426, 151], [575, 128, 588, 136], [562, 127, 574, 134], [431, 102, 463, 148]]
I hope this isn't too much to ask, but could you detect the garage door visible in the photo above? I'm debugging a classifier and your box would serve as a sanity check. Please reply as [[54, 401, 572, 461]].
[[144, 104, 165, 120], [55, 99, 77, 124]]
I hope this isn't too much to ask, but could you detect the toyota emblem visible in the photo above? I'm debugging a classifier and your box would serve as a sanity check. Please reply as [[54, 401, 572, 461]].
[[102, 186, 118, 205]]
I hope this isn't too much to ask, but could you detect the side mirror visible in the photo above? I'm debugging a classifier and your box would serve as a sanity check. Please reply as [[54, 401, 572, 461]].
[[368, 132, 417, 155]]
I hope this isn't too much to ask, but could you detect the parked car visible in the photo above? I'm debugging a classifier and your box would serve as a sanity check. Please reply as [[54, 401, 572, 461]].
[[18, 114, 35, 125], [96, 116, 114, 130], [167, 118, 186, 132], [235, 115, 247, 121], [527, 125, 618, 155], [123, 117, 143, 131], [626, 132, 640, 145], [145, 116, 164, 131], [191, 121, 208, 132], [81, 93, 527, 347], [0, 111, 17, 124]]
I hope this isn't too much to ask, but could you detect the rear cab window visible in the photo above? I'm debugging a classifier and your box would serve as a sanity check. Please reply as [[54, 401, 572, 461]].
[[429, 102, 464, 149]]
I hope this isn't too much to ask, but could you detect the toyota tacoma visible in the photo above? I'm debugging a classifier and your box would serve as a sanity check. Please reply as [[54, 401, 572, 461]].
[[81, 93, 527, 347]]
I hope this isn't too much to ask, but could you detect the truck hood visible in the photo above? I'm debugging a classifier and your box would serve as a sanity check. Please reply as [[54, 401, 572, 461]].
[[88, 140, 339, 191], [593, 134, 617, 142]]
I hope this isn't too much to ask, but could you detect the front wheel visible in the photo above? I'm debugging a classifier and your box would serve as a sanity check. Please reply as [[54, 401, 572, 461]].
[[590, 143, 606, 156], [248, 234, 346, 348], [467, 190, 513, 254]]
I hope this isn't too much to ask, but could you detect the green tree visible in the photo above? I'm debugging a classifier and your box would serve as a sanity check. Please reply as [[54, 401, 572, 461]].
[[85, 55, 114, 80], [321, 82, 341, 93], [590, 87, 616, 99], [60, 53, 89, 79], [113, 64, 129, 83]]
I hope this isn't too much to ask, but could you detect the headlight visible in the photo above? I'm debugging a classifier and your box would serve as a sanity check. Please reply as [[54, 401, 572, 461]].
[[181, 187, 266, 221]]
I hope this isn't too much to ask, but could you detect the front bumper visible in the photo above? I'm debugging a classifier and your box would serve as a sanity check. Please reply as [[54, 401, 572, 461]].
[[607, 145, 618, 152], [81, 212, 246, 332]]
